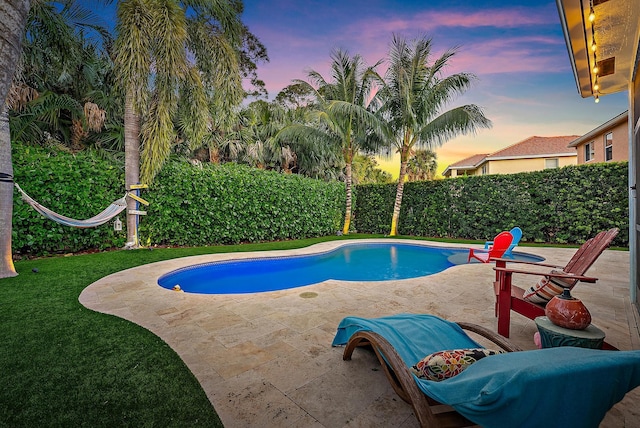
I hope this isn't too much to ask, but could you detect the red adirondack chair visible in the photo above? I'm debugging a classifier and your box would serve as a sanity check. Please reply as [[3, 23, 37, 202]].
[[467, 231, 513, 263], [492, 228, 619, 348]]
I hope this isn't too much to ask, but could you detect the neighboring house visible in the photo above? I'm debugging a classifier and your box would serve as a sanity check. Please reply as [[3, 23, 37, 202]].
[[568, 111, 628, 164], [442, 136, 578, 178], [556, 0, 639, 312], [441, 153, 488, 178]]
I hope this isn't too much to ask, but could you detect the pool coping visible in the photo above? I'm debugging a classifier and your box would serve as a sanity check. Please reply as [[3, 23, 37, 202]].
[[79, 239, 639, 427]]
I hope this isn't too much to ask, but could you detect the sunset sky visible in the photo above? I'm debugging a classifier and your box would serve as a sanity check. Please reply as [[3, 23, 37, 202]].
[[240, 0, 628, 177]]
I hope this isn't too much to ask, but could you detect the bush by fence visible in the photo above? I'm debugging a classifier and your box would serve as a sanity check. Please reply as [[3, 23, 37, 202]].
[[354, 162, 629, 246], [12, 144, 344, 256], [144, 161, 344, 246], [11, 143, 629, 255]]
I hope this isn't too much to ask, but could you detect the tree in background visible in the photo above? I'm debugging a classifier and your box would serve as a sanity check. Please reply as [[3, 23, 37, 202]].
[[406, 149, 438, 181], [277, 49, 387, 234], [352, 154, 393, 185], [113, 0, 250, 246], [378, 34, 491, 236], [8, 1, 112, 149]]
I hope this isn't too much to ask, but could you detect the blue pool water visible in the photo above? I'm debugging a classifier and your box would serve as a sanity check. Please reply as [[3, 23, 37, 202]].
[[158, 242, 544, 294]]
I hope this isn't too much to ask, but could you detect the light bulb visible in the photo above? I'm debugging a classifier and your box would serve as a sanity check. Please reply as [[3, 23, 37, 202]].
[[589, 8, 595, 22], [591, 42, 597, 52], [592, 65, 599, 74], [594, 83, 599, 91], [595, 95, 600, 103]]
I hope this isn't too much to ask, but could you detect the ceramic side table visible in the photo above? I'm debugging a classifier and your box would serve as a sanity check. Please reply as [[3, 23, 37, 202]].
[[534, 316, 605, 349]]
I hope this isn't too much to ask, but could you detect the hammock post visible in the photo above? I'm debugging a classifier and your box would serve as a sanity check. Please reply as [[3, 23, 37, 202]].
[[126, 184, 149, 248]]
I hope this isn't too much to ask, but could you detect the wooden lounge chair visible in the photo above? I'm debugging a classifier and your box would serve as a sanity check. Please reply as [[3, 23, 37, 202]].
[[341, 319, 520, 427], [493, 228, 619, 343], [333, 314, 640, 428], [467, 231, 513, 263]]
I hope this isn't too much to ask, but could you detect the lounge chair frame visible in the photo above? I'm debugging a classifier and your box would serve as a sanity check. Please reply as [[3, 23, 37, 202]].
[[342, 322, 522, 428]]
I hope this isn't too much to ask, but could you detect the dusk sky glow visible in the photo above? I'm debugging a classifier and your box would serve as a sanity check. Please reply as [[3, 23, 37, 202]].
[[239, 0, 628, 176], [95, 0, 629, 177]]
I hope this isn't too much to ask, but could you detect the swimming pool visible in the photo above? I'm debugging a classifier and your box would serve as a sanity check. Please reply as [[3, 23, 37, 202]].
[[158, 242, 544, 294]]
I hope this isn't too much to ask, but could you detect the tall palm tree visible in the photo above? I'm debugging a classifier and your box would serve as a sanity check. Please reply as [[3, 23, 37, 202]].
[[0, 0, 31, 278], [379, 35, 491, 236], [278, 49, 386, 234], [1, 0, 108, 278], [114, 0, 245, 247]]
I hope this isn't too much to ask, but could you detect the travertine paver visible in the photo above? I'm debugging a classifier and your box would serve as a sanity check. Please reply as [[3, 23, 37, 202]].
[[79, 239, 640, 428]]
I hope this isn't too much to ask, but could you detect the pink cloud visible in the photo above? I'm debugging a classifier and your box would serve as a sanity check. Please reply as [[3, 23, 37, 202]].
[[419, 9, 555, 28], [350, 7, 557, 43], [247, 5, 568, 98]]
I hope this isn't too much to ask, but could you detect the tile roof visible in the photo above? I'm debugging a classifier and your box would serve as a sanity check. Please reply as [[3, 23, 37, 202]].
[[487, 136, 579, 159], [448, 153, 489, 168]]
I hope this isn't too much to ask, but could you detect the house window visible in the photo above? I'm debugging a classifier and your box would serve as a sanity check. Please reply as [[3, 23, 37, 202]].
[[605, 132, 613, 161], [585, 142, 595, 162], [545, 158, 559, 169], [481, 165, 488, 175]]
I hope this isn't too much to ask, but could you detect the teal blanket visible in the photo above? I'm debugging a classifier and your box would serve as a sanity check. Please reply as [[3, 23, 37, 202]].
[[332, 314, 640, 428]]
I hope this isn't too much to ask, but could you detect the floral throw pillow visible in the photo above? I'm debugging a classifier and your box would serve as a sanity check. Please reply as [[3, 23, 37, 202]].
[[411, 348, 505, 381], [523, 270, 575, 304]]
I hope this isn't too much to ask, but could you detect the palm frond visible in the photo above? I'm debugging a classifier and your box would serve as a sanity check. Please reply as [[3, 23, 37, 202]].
[[418, 104, 492, 148], [140, 90, 177, 183], [9, 91, 81, 144], [177, 66, 210, 150]]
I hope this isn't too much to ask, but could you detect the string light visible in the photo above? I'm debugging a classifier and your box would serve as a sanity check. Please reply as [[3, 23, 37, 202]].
[[589, 1, 599, 104]]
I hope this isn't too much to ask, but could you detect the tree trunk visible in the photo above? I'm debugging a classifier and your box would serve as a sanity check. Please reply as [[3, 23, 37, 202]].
[[0, 111, 17, 277], [342, 161, 352, 235], [389, 160, 408, 236], [209, 145, 220, 164], [0, 1, 30, 106], [0, 0, 31, 278], [124, 91, 141, 248]]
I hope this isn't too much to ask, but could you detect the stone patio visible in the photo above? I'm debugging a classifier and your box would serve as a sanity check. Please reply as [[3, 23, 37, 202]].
[[79, 239, 640, 427]]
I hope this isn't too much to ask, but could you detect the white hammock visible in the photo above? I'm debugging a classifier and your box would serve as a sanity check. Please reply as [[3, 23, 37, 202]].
[[15, 183, 127, 228]]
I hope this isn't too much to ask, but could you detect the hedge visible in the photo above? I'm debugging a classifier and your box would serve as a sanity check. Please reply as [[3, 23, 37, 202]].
[[11, 144, 344, 256], [144, 161, 344, 246], [11, 143, 630, 256], [12, 145, 127, 256], [354, 162, 629, 246]]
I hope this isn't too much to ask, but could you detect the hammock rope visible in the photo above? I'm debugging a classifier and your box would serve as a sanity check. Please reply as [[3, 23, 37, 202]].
[[14, 183, 128, 228]]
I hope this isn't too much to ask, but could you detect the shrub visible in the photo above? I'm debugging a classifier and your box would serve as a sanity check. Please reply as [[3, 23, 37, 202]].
[[12, 145, 126, 256], [144, 161, 344, 246], [12, 144, 344, 256], [354, 162, 629, 246]]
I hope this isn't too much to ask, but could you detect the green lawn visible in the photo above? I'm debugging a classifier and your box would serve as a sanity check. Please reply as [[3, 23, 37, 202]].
[[0, 234, 380, 427]]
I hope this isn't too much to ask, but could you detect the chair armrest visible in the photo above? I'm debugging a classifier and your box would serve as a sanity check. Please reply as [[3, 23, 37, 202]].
[[456, 322, 523, 352], [493, 267, 597, 283], [492, 258, 565, 269]]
